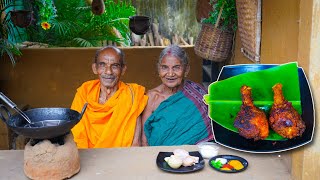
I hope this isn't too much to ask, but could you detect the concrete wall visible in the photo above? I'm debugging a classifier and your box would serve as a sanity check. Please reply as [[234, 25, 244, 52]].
[[0, 46, 202, 108], [0, 46, 202, 149]]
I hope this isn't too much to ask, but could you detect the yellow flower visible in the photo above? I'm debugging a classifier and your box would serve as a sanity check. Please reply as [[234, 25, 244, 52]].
[[41, 22, 51, 30]]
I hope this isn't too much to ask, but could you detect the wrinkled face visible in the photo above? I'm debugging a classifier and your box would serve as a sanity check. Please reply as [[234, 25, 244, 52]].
[[158, 55, 189, 89], [92, 49, 126, 88]]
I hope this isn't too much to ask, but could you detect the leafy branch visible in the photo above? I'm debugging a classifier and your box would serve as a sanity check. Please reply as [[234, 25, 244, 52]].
[[202, 0, 237, 31]]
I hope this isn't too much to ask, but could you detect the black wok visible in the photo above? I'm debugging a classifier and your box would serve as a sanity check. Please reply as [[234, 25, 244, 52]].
[[0, 103, 87, 140]]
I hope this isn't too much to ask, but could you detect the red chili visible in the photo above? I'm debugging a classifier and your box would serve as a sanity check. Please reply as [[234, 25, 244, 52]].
[[222, 164, 234, 169]]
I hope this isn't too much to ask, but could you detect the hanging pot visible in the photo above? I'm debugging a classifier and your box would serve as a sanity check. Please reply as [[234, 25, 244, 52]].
[[91, 0, 105, 15], [10, 10, 34, 28], [129, 15, 150, 35]]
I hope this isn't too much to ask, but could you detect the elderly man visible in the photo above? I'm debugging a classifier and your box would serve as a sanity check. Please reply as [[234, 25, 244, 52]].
[[71, 46, 148, 148], [141, 45, 213, 146]]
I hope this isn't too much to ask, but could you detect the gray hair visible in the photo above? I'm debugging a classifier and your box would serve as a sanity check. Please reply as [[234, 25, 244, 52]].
[[94, 46, 125, 66], [158, 45, 189, 66]]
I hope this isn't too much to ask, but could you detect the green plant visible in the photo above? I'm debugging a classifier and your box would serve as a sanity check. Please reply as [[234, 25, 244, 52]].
[[0, 0, 23, 66], [26, 0, 136, 47], [202, 0, 237, 31], [35, 0, 57, 30]]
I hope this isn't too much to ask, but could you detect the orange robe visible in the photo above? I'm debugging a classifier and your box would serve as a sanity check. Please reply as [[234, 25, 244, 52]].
[[71, 80, 148, 148]]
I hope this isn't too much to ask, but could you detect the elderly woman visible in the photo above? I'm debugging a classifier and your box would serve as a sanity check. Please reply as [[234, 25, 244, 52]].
[[141, 45, 213, 146]]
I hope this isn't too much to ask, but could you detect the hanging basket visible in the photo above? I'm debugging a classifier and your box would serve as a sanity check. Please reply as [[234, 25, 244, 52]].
[[129, 16, 150, 35], [194, 2, 234, 62], [10, 10, 34, 28], [91, 0, 105, 15], [194, 23, 233, 62]]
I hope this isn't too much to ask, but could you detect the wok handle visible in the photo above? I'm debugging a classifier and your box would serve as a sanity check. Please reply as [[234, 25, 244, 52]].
[[0, 92, 17, 109], [79, 102, 88, 119], [0, 104, 11, 124]]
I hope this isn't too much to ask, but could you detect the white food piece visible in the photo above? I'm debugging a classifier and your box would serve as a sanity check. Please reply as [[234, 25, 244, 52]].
[[182, 156, 197, 167], [165, 155, 183, 169], [165, 149, 200, 168], [189, 156, 199, 163], [173, 149, 190, 159], [182, 155, 199, 167], [215, 158, 227, 165]]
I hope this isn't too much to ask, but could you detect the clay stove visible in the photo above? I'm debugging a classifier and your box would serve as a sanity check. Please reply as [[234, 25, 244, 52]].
[[24, 133, 80, 180]]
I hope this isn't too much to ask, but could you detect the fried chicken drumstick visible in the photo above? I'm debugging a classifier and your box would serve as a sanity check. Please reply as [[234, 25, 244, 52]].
[[269, 83, 306, 139], [234, 85, 269, 141]]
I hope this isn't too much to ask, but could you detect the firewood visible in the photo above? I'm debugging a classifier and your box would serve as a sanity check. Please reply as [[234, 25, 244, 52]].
[[140, 35, 147, 46], [187, 33, 194, 45], [159, 38, 164, 46], [188, 37, 194, 45], [180, 36, 189, 45], [163, 37, 171, 46], [155, 34, 162, 46], [152, 22, 161, 46], [172, 34, 179, 45], [102, 40, 107, 46], [147, 32, 154, 46], [131, 33, 141, 46]]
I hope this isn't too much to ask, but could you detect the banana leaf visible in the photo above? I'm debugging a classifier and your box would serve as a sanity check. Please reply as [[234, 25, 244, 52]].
[[204, 62, 301, 141]]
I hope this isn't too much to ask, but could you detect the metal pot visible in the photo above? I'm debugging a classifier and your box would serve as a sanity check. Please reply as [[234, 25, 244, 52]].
[[129, 15, 150, 35], [0, 102, 87, 140]]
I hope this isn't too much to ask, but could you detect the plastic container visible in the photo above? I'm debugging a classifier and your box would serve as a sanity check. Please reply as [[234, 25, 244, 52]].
[[197, 142, 219, 159]]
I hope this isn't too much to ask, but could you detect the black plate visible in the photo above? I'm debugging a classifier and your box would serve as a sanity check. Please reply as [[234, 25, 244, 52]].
[[211, 64, 315, 153], [209, 155, 248, 173], [156, 151, 205, 173]]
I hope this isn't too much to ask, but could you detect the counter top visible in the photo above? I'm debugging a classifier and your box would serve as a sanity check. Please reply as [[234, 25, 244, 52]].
[[0, 145, 292, 180]]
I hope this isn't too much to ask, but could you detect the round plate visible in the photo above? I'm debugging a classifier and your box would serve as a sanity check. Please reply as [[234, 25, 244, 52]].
[[209, 155, 248, 173]]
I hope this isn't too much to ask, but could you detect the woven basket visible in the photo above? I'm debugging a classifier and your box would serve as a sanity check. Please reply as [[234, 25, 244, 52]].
[[194, 23, 233, 62], [194, 2, 234, 62], [236, 0, 261, 62]]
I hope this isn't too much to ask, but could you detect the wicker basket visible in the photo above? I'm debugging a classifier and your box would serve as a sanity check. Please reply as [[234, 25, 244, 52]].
[[194, 23, 233, 62], [194, 2, 234, 62], [236, 0, 261, 63]]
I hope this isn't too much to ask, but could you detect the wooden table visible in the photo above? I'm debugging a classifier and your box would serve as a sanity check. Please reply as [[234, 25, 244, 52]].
[[0, 145, 292, 180]]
